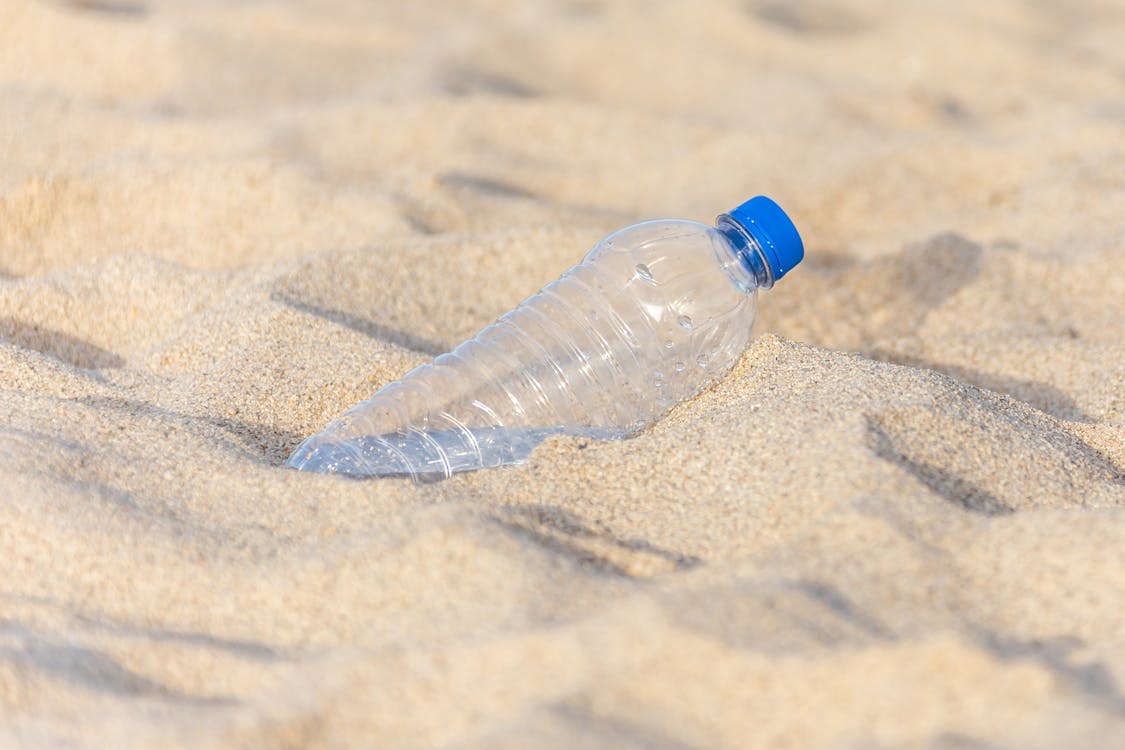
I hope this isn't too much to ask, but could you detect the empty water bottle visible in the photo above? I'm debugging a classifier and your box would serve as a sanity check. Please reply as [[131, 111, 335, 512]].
[[287, 196, 804, 480]]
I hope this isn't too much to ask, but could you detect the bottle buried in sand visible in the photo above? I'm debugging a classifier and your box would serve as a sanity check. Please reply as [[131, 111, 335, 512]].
[[287, 196, 805, 481]]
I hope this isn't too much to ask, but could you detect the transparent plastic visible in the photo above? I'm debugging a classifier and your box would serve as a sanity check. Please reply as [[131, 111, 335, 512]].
[[287, 216, 775, 481]]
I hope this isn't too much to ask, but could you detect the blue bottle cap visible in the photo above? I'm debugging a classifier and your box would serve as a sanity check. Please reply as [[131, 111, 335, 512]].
[[724, 196, 804, 282]]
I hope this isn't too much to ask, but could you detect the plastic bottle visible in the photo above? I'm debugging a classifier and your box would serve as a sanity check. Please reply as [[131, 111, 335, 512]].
[[287, 196, 804, 481]]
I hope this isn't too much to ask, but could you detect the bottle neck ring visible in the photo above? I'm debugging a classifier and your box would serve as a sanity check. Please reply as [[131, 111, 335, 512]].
[[716, 217, 775, 290]]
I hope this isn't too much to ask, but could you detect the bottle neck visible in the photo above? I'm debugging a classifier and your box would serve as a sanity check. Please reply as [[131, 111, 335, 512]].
[[716, 217, 775, 290]]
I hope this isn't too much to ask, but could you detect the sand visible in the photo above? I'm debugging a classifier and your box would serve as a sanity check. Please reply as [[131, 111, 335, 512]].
[[1, 0, 1124, 747]]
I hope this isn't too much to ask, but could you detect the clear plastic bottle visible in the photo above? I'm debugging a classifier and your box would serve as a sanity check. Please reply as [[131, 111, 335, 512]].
[[287, 196, 804, 481]]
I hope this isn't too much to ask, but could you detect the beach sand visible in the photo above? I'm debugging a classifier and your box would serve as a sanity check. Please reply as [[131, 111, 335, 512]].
[[1, 0, 1124, 747]]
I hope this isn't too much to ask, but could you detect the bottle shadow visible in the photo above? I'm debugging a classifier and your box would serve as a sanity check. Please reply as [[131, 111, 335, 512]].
[[765, 232, 985, 351]]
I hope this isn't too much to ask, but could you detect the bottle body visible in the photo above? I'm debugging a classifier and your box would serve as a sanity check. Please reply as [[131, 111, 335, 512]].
[[287, 219, 764, 480]]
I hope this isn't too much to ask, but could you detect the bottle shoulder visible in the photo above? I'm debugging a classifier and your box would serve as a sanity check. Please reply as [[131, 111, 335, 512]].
[[582, 218, 756, 295], [583, 219, 715, 261], [568, 217, 756, 341]]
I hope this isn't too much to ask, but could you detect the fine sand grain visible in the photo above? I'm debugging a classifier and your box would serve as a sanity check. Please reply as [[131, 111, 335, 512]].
[[1, 0, 1124, 747]]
